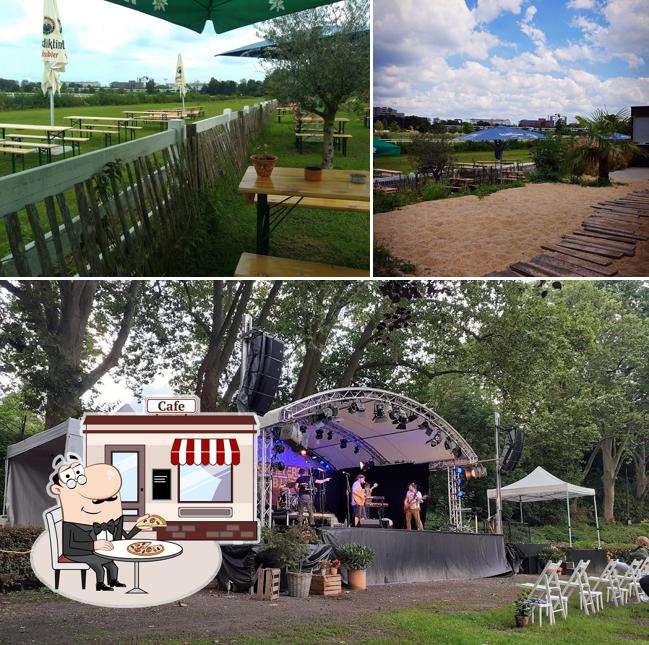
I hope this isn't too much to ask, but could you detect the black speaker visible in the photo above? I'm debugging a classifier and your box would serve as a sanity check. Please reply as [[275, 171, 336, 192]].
[[358, 519, 382, 528], [500, 427, 523, 472], [238, 331, 284, 415], [279, 424, 306, 451]]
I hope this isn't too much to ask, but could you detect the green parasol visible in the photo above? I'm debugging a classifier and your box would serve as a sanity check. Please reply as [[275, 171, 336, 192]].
[[103, 0, 335, 34]]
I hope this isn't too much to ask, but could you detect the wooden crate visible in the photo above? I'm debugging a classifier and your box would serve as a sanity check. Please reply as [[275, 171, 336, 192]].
[[310, 573, 342, 596], [256, 568, 281, 601]]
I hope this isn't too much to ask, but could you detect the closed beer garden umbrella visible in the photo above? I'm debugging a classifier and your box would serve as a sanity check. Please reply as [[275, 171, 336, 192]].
[[175, 53, 187, 111], [42, 0, 68, 126], [103, 0, 335, 34]]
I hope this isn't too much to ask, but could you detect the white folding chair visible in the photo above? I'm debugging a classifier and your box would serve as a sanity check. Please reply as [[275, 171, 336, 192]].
[[522, 561, 566, 625], [559, 560, 600, 615], [622, 558, 648, 602], [589, 560, 628, 607]]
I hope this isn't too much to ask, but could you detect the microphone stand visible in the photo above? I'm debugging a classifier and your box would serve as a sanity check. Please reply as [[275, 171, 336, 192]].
[[316, 467, 327, 527], [343, 472, 351, 527]]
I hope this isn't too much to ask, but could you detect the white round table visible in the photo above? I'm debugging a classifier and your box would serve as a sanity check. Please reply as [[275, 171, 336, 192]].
[[95, 539, 183, 594]]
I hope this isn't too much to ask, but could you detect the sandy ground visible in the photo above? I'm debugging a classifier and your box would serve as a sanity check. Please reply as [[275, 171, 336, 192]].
[[373, 180, 649, 277], [1, 576, 530, 644]]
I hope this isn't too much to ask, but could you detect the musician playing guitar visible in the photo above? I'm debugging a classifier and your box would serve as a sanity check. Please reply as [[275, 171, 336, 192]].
[[351, 474, 378, 526], [404, 483, 427, 531]]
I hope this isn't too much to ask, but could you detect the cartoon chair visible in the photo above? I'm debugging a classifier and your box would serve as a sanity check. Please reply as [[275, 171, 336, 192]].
[[45, 507, 89, 590]]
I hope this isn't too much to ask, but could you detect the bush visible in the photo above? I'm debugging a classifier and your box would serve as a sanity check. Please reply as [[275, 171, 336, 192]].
[[373, 245, 415, 276], [530, 133, 567, 181], [605, 543, 636, 561], [337, 543, 375, 570], [259, 526, 311, 573], [0, 526, 42, 592]]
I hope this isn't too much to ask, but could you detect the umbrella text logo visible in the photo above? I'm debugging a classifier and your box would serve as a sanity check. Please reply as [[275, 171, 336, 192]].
[[152, 0, 168, 11], [43, 17, 56, 35], [269, 0, 286, 10]]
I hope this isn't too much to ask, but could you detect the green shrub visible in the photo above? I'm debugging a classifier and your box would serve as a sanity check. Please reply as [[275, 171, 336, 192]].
[[0, 526, 42, 591], [373, 245, 415, 276], [531, 133, 567, 181], [337, 543, 375, 570], [259, 526, 311, 573], [604, 543, 635, 561]]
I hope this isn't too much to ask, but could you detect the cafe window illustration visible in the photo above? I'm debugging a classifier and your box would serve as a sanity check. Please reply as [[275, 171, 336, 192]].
[[172, 438, 239, 503]]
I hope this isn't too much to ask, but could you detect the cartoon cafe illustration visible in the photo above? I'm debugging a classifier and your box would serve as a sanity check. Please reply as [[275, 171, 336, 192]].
[[83, 403, 259, 543]]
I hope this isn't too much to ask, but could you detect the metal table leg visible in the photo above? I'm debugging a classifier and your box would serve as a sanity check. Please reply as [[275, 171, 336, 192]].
[[126, 561, 147, 594], [256, 193, 270, 255]]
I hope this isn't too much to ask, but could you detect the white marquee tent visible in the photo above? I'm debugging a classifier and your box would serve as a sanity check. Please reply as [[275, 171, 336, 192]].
[[487, 466, 601, 546]]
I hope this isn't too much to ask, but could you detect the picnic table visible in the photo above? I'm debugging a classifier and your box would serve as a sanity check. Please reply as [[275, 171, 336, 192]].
[[447, 176, 477, 192], [65, 115, 139, 143], [0, 123, 71, 163], [276, 106, 295, 123], [238, 166, 370, 255], [296, 116, 349, 134]]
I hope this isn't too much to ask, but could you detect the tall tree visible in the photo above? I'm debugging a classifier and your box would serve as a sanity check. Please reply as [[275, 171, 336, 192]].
[[261, 0, 369, 168], [0, 281, 144, 428]]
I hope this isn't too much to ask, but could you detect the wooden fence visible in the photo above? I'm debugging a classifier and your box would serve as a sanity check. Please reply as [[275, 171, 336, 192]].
[[0, 100, 275, 276]]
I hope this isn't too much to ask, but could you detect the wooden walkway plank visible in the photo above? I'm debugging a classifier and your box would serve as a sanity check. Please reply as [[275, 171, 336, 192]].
[[571, 230, 641, 246], [563, 234, 635, 254], [542, 252, 617, 276], [556, 240, 625, 259], [540, 243, 613, 266]]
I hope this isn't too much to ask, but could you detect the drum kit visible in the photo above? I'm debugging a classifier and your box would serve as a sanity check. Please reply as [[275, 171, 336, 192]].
[[277, 483, 318, 510]]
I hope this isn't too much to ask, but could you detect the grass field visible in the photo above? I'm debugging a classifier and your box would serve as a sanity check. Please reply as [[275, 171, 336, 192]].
[[531, 521, 649, 547], [375, 148, 533, 174], [166, 109, 371, 275], [0, 100, 370, 274]]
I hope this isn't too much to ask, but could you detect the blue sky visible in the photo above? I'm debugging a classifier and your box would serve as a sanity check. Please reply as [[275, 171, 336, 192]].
[[374, 0, 649, 122], [1, 0, 266, 85]]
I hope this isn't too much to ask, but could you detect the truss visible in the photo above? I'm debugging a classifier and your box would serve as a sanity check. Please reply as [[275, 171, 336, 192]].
[[448, 467, 464, 529]]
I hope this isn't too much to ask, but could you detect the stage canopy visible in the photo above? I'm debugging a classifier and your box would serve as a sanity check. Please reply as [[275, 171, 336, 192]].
[[487, 466, 601, 546], [260, 387, 479, 471]]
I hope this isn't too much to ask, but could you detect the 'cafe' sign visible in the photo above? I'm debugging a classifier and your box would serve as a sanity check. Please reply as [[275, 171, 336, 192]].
[[145, 396, 200, 414]]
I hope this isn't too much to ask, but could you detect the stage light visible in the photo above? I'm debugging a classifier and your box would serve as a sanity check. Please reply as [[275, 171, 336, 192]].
[[354, 445, 360, 454], [429, 432, 442, 447], [340, 439, 348, 449], [420, 420, 433, 436], [299, 424, 307, 434], [373, 403, 388, 422], [273, 461, 285, 471], [300, 448, 308, 456], [315, 428, 324, 440], [465, 464, 487, 481], [327, 430, 333, 441], [444, 437, 456, 451], [359, 461, 365, 470], [349, 401, 366, 414], [273, 443, 285, 454], [452, 446, 463, 459], [389, 408, 399, 423], [407, 412, 418, 423], [311, 454, 317, 460], [457, 490, 465, 498]]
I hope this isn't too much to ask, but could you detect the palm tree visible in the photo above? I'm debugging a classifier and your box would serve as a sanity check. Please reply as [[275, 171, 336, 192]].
[[572, 109, 643, 185]]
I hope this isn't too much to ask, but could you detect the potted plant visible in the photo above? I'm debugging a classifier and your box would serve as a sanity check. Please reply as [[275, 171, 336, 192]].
[[304, 166, 322, 181], [514, 592, 532, 627], [318, 559, 331, 575], [337, 543, 375, 591], [251, 144, 278, 178], [259, 527, 311, 598], [329, 559, 341, 576]]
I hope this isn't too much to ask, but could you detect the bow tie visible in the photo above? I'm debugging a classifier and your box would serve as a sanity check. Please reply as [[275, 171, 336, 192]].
[[93, 520, 117, 535]]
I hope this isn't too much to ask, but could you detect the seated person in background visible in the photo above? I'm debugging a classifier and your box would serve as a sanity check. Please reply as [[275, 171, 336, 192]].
[[629, 536, 649, 562]]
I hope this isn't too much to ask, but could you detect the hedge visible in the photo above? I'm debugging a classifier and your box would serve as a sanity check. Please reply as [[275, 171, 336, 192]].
[[0, 526, 42, 591]]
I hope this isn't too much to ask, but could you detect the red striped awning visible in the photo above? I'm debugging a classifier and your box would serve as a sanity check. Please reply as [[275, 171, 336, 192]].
[[170, 438, 240, 466]]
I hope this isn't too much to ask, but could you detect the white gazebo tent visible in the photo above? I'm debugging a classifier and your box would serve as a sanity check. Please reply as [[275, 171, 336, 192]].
[[487, 466, 601, 547]]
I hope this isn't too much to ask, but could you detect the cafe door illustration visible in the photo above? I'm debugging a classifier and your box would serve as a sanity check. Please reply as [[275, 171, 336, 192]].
[[105, 445, 145, 517]]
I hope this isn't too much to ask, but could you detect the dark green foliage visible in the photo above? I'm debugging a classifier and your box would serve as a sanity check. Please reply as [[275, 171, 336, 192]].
[[0, 526, 43, 591], [372, 245, 416, 276], [530, 133, 566, 181]]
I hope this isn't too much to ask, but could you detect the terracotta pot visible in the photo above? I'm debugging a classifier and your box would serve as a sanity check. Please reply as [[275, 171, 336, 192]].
[[286, 571, 312, 598], [304, 166, 322, 181], [251, 154, 278, 178], [329, 567, 338, 576], [347, 568, 366, 591], [243, 193, 255, 205], [515, 615, 530, 628]]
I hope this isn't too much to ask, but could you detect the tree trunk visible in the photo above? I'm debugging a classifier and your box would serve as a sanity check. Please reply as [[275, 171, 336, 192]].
[[632, 444, 648, 501], [321, 113, 336, 169], [336, 316, 380, 387], [600, 435, 626, 522], [598, 155, 610, 184]]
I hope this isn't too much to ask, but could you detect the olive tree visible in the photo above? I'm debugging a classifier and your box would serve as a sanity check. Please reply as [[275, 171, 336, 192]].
[[260, 0, 369, 168]]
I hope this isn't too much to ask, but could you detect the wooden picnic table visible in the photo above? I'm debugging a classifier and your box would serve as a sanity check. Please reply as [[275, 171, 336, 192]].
[[276, 106, 295, 123], [65, 115, 138, 143], [0, 123, 72, 163], [296, 116, 350, 134], [238, 166, 370, 255]]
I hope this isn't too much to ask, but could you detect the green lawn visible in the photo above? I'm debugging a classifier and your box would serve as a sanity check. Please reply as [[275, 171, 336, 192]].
[[113, 602, 649, 644], [0, 100, 370, 275], [530, 521, 649, 547], [375, 148, 533, 173], [166, 110, 371, 275]]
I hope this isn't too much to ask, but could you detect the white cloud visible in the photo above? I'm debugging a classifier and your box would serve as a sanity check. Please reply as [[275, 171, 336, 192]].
[[519, 4, 546, 48], [473, 0, 525, 23], [566, 0, 595, 9]]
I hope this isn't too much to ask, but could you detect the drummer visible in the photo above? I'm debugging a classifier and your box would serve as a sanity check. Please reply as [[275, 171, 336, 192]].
[[292, 468, 329, 525]]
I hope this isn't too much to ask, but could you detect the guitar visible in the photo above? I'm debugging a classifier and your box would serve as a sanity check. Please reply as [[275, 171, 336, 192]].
[[404, 494, 428, 511], [353, 482, 378, 506]]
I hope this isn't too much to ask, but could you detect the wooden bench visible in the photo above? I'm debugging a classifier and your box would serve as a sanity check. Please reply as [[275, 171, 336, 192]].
[[1, 139, 58, 165], [260, 194, 369, 213], [234, 252, 370, 277], [373, 184, 398, 194], [294, 132, 352, 156], [7, 133, 89, 156], [0, 145, 33, 173]]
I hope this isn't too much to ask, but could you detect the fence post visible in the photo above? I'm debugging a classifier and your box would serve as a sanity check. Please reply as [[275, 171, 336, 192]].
[[186, 121, 200, 193], [168, 118, 186, 146]]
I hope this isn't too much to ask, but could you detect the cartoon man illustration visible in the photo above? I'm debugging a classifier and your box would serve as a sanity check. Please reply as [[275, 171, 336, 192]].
[[48, 454, 151, 591]]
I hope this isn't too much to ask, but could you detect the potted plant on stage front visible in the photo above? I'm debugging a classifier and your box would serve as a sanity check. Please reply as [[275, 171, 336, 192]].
[[337, 543, 375, 591], [251, 144, 278, 178], [329, 559, 341, 576], [514, 592, 532, 627], [260, 527, 311, 598]]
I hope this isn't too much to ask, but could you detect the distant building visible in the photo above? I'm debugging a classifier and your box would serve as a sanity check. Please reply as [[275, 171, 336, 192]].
[[67, 81, 101, 89], [110, 80, 145, 91], [632, 106, 649, 145], [518, 117, 554, 128], [374, 106, 405, 119]]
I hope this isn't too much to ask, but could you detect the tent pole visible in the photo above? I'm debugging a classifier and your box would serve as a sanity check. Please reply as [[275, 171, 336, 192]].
[[494, 412, 503, 534], [566, 491, 572, 546], [519, 496, 524, 523], [593, 495, 601, 548]]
